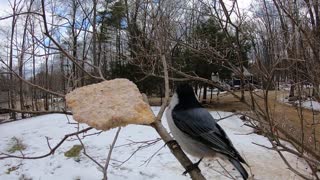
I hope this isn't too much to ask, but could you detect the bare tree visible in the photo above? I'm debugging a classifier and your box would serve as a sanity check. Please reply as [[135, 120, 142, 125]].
[[1, 0, 320, 179]]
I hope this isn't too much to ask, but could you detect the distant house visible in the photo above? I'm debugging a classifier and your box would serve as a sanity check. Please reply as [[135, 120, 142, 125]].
[[231, 67, 254, 89], [211, 72, 220, 82]]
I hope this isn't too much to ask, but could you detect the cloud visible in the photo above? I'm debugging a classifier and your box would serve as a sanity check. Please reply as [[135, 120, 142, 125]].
[[237, 0, 252, 10], [0, 0, 11, 16], [0, 0, 12, 33]]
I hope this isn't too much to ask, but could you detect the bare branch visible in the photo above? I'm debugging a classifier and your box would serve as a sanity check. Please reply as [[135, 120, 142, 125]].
[[103, 127, 121, 180], [0, 127, 93, 160]]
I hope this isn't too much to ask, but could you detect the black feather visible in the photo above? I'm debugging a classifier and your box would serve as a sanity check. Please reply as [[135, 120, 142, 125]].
[[229, 158, 248, 180], [175, 84, 202, 109]]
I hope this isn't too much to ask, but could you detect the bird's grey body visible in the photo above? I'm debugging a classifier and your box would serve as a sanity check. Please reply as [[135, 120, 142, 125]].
[[166, 84, 248, 179], [167, 93, 218, 158]]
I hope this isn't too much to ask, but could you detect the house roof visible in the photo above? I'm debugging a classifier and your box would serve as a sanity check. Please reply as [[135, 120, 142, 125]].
[[232, 66, 253, 77]]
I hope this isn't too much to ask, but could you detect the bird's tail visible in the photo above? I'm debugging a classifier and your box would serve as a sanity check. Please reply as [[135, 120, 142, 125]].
[[229, 158, 248, 180]]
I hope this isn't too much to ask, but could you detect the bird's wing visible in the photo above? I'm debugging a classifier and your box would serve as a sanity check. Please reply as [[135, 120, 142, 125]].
[[172, 107, 245, 162]]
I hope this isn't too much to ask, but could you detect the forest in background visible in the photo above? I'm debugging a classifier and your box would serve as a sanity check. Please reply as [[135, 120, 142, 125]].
[[1, 0, 320, 179]]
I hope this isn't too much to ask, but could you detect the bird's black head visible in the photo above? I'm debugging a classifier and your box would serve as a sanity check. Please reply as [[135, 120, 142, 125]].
[[175, 83, 201, 109], [176, 84, 195, 97]]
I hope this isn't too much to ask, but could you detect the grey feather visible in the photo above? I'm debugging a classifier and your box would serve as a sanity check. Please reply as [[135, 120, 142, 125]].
[[172, 107, 246, 164]]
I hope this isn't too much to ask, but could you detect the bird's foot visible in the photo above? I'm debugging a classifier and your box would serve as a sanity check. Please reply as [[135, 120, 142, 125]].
[[182, 158, 203, 175], [165, 140, 177, 146]]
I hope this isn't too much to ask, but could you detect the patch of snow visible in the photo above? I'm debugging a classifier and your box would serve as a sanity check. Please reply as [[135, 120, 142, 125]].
[[301, 100, 320, 111], [280, 96, 320, 111], [0, 108, 313, 179], [196, 88, 228, 97]]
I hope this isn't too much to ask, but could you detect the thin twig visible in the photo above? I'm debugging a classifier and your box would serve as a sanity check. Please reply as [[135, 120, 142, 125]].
[[216, 160, 237, 180], [103, 127, 121, 180], [76, 134, 104, 169], [0, 127, 92, 160]]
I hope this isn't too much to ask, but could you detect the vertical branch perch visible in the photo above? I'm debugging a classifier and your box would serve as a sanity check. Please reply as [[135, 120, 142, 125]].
[[150, 48, 206, 180], [103, 127, 121, 180], [155, 54, 170, 121], [151, 121, 206, 180]]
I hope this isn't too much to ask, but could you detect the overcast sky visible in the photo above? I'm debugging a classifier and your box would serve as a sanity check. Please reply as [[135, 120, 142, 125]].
[[0, 0, 10, 16], [237, 0, 252, 10], [0, 0, 253, 15], [0, 0, 252, 74]]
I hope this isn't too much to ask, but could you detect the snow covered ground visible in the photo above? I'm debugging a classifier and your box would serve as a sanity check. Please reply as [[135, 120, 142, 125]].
[[280, 95, 320, 111], [0, 107, 313, 180], [300, 100, 320, 111]]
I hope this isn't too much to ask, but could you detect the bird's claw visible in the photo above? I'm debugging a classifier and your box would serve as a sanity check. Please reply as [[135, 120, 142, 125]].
[[182, 158, 203, 175]]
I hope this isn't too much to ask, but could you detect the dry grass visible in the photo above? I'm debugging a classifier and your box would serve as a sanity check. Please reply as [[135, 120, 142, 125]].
[[210, 90, 320, 136], [206, 90, 320, 152], [148, 97, 164, 106]]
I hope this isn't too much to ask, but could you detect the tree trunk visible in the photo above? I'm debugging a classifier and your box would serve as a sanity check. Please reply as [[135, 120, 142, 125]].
[[44, 55, 49, 111], [92, 0, 98, 74], [202, 84, 207, 104], [9, 1, 18, 120], [19, 0, 33, 118]]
